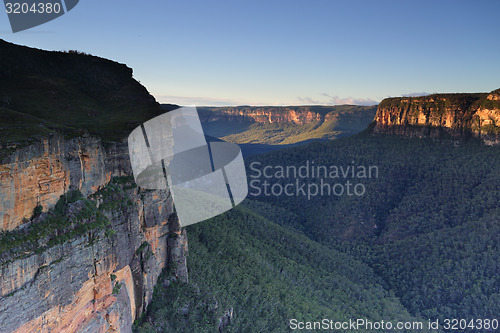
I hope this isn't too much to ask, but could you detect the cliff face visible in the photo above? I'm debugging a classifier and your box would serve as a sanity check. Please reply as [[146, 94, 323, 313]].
[[200, 107, 322, 124], [0, 40, 187, 332], [0, 136, 188, 332], [0, 135, 112, 230], [373, 89, 500, 145], [198, 105, 377, 127], [197, 106, 377, 149]]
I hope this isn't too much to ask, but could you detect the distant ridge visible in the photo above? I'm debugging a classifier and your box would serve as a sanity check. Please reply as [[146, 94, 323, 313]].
[[374, 89, 500, 145], [186, 105, 376, 150]]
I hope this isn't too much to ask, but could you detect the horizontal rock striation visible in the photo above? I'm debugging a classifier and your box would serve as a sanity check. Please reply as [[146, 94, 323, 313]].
[[0, 39, 187, 333], [201, 107, 322, 124], [0, 132, 187, 332], [198, 105, 376, 127], [0, 135, 129, 231], [0, 175, 187, 332], [373, 89, 500, 145]]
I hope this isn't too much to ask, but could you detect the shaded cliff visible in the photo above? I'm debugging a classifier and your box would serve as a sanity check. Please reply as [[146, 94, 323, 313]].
[[373, 89, 500, 145], [0, 40, 186, 332], [0, 38, 179, 148]]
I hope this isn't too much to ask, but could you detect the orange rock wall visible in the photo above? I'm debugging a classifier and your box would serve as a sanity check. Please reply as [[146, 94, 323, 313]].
[[0, 135, 113, 231], [0, 137, 186, 333], [373, 90, 500, 145]]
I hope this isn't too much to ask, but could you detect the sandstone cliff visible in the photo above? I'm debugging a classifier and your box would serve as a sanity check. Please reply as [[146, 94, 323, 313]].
[[196, 105, 377, 147], [198, 105, 376, 128], [0, 135, 113, 230], [373, 89, 500, 145], [0, 137, 188, 332], [0, 40, 186, 332]]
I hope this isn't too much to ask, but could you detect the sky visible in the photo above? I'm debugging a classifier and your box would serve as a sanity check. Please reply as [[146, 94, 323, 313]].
[[1, 0, 499, 106]]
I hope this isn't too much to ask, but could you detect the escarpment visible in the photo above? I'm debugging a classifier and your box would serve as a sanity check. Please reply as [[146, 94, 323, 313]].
[[0, 40, 186, 332], [195, 105, 377, 146], [0, 135, 115, 230], [0, 136, 188, 333], [199, 106, 323, 124], [373, 89, 500, 145], [197, 105, 377, 127]]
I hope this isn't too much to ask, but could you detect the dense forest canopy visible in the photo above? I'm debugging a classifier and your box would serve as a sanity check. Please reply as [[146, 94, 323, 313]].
[[136, 132, 500, 332]]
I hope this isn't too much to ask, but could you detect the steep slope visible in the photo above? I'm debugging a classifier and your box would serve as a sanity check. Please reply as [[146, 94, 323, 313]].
[[1, 179, 187, 333], [138, 93, 499, 331], [0, 40, 185, 332], [243, 132, 500, 328], [373, 89, 500, 145], [0, 39, 180, 231], [138, 130, 499, 332], [135, 203, 425, 332], [0, 39, 177, 146]]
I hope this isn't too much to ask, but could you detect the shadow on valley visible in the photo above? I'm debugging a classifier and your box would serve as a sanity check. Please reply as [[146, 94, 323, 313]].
[[136, 131, 500, 333]]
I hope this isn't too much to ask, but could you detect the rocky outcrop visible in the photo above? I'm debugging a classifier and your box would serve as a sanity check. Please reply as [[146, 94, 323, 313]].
[[0, 39, 188, 332], [0, 135, 188, 332], [0, 135, 138, 231], [167, 214, 189, 283], [0, 37, 167, 231], [0, 38, 163, 143], [373, 89, 500, 145], [0, 185, 186, 332], [0, 135, 110, 230]]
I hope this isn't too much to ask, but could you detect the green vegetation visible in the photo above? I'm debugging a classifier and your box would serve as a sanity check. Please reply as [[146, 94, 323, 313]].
[[135, 205, 422, 332], [478, 99, 500, 110], [0, 176, 138, 264], [378, 93, 486, 110], [0, 107, 76, 160], [481, 123, 500, 134], [32, 204, 43, 218], [135, 241, 153, 261], [0, 39, 173, 147], [112, 282, 123, 295], [223, 121, 328, 144], [198, 105, 376, 152], [248, 133, 500, 243], [245, 133, 500, 326], [135, 241, 151, 255], [3, 39, 499, 332], [378, 92, 500, 135], [136, 241, 154, 261], [0, 190, 110, 264], [137, 132, 499, 332], [92, 176, 136, 212], [217, 120, 352, 146], [105, 229, 116, 237]]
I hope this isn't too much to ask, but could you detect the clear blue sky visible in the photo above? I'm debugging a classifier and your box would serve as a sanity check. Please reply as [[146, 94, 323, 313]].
[[1, 0, 499, 106]]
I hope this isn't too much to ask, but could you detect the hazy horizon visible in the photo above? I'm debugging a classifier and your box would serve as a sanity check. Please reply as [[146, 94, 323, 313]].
[[2, 0, 499, 106]]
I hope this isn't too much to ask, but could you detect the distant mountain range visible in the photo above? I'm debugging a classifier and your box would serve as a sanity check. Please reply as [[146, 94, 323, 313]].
[[160, 105, 377, 156], [197, 105, 377, 143]]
